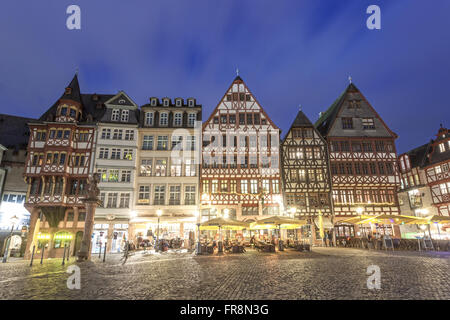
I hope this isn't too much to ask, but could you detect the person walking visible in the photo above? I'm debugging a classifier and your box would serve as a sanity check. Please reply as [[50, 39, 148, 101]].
[[323, 231, 328, 247]]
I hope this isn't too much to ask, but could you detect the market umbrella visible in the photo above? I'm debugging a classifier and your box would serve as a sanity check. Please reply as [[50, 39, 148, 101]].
[[250, 216, 307, 230], [421, 215, 450, 239], [199, 218, 249, 231], [337, 215, 373, 225], [354, 214, 420, 225]]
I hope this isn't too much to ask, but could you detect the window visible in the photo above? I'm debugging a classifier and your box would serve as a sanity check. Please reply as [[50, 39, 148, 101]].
[[220, 180, 228, 192], [229, 115, 236, 124], [111, 109, 120, 121], [439, 143, 445, 153], [246, 114, 253, 125], [230, 180, 237, 193], [59, 153, 66, 165], [185, 186, 196, 205], [305, 147, 313, 159], [375, 141, 385, 152], [169, 186, 181, 205], [176, 99, 182, 107], [112, 129, 123, 140], [53, 232, 72, 249], [151, 98, 157, 106], [106, 193, 118, 208], [174, 113, 182, 126], [138, 186, 150, 204], [145, 112, 154, 126], [188, 113, 196, 127], [250, 180, 258, 194], [140, 159, 152, 176], [123, 149, 133, 160], [111, 148, 121, 160], [142, 135, 153, 150], [101, 129, 111, 139], [185, 159, 196, 176], [186, 136, 196, 151], [362, 142, 373, 152], [98, 169, 107, 182], [124, 130, 134, 141], [35, 131, 47, 141], [241, 180, 248, 194], [119, 193, 130, 208], [211, 180, 218, 193], [242, 206, 258, 216], [163, 99, 170, 106], [352, 142, 361, 152], [362, 118, 375, 130], [263, 206, 280, 216], [155, 159, 167, 176], [220, 115, 227, 124], [172, 136, 183, 150], [157, 136, 168, 150], [342, 117, 353, 129], [202, 181, 210, 194], [272, 180, 280, 193], [159, 112, 168, 126], [154, 186, 166, 205], [121, 110, 129, 122], [108, 169, 119, 182], [239, 113, 245, 125], [121, 170, 131, 182], [262, 180, 270, 193], [170, 158, 182, 176], [63, 130, 71, 139]]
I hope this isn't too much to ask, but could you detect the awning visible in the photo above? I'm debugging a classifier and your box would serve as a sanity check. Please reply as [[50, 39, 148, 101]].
[[314, 217, 333, 229]]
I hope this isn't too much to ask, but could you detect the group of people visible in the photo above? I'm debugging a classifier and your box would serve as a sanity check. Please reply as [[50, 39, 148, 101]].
[[322, 230, 335, 247]]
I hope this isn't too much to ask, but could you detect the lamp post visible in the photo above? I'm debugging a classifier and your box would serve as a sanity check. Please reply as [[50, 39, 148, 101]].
[[194, 210, 201, 255], [2, 215, 20, 263], [156, 209, 162, 252]]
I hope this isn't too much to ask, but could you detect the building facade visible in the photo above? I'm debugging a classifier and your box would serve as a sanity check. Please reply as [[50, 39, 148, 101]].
[[23, 75, 102, 259], [132, 96, 202, 246], [93, 91, 139, 254], [281, 109, 333, 240], [315, 82, 401, 237], [200, 76, 283, 223], [0, 115, 34, 257]]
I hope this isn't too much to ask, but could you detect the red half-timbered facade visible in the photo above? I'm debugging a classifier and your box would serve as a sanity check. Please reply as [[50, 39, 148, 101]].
[[200, 76, 283, 222], [24, 75, 106, 259], [315, 82, 401, 220]]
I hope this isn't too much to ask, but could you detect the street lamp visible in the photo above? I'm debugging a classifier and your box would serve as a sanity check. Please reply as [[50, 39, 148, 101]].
[[156, 209, 162, 252], [2, 215, 20, 263]]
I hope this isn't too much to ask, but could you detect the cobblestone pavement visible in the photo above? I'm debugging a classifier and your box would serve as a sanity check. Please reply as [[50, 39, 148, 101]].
[[0, 248, 448, 300]]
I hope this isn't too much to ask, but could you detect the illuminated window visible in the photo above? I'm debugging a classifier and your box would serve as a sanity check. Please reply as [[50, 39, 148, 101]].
[[140, 159, 152, 176], [362, 118, 375, 130]]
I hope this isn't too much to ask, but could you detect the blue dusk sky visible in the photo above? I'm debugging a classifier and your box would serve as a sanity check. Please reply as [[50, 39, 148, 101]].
[[0, 0, 449, 153]]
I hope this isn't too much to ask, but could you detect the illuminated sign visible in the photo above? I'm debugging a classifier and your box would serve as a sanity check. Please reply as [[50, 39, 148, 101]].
[[2, 193, 26, 204]]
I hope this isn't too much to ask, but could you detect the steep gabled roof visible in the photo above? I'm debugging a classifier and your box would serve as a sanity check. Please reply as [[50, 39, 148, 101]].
[[291, 110, 313, 127], [401, 142, 431, 168], [0, 114, 35, 150], [203, 76, 279, 131], [62, 74, 82, 104], [314, 82, 397, 138]]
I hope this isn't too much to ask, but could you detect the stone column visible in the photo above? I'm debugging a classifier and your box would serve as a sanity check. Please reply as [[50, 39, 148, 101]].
[[77, 199, 100, 261], [24, 207, 40, 259]]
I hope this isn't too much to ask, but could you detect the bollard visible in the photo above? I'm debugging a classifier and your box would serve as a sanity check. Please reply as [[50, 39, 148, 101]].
[[67, 244, 70, 262], [62, 245, 66, 266], [103, 242, 107, 262], [98, 243, 102, 259], [40, 246, 45, 265], [29, 245, 35, 267]]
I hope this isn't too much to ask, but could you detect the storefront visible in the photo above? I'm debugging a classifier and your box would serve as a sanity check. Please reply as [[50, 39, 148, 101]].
[[91, 223, 129, 254]]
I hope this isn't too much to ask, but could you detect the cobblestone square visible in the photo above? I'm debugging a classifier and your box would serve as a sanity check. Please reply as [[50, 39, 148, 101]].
[[0, 247, 449, 300]]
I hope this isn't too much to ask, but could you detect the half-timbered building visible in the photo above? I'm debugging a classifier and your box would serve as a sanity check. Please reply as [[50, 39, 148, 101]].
[[315, 82, 401, 237], [201, 76, 283, 223], [23, 75, 104, 258], [281, 109, 332, 239], [422, 126, 450, 216]]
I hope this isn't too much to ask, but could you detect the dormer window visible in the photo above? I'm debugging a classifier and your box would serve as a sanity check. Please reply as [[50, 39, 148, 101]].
[[176, 99, 182, 107], [121, 110, 129, 122], [188, 99, 195, 107], [65, 87, 72, 95], [439, 143, 445, 153], [69, 108, 77, 118], [151, 98, 157, 106], [111, 109, 120, 121], [163, 99, 170, 107], [60, 107, 68, 116], [159, 112, 168, 126], [118, 99, 126, 104]]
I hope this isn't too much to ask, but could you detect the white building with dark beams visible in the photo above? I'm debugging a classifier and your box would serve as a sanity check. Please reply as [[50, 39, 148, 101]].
[[94, 91, 139, 253]]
